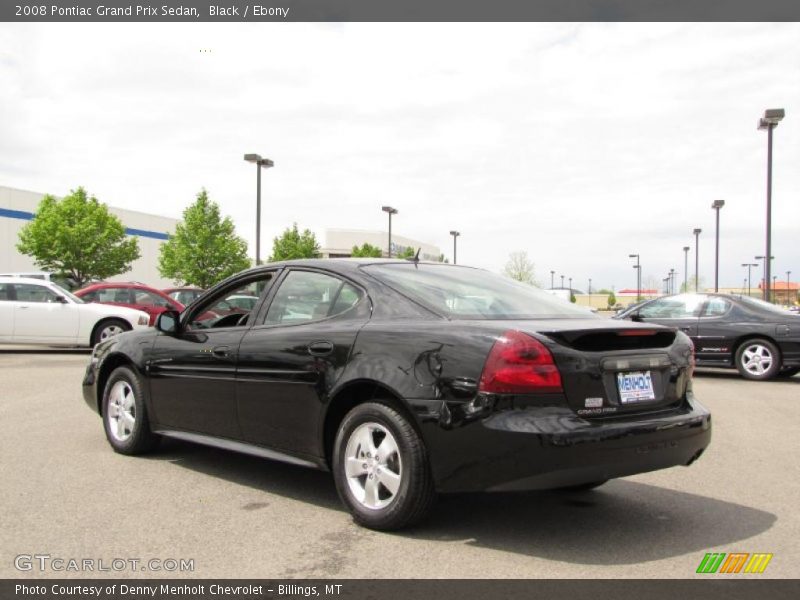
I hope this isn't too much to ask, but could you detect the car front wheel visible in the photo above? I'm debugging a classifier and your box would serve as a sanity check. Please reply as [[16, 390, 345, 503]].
[[735, 339, 781, 380], [102, 366, 159, 455], [92, 318, 131, 346], [333, 402, 436, 530]]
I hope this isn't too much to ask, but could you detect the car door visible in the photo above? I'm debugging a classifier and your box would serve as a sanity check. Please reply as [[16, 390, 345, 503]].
[[146, 271, 277, 439], [0, 283, 14, 341], [695, 296, 736, 364], [237, 269, 371, 457], [12, 282, 80, 343], [634, 294, 706, 342]]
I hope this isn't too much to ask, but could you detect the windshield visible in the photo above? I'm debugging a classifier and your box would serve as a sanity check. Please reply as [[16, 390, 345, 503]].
[[363, 263, 595, 320], [51, 283, 84, 304]]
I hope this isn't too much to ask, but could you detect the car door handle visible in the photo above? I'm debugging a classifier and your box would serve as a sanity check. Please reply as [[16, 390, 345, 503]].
[[308, 341, 334, 357], [212, 345, 230, 358], [680, 327, 692, 332]]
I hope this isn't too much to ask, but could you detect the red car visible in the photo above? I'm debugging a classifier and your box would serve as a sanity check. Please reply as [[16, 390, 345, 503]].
[[75, 282, 184, 326], [163, 287, 205, 307]]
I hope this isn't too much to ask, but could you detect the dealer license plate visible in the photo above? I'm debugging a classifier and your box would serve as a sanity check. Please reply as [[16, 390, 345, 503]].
[[616, 371, 655, 404]]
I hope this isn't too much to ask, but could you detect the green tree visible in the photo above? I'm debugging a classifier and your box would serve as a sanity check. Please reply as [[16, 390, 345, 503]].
[[607, 291, 617, 307], [570, 293, 577, 303], [396, 246, 416, 259], [158, 189, 250, 288], [16, 187, 140, 288], [680, 276, 705, 293], [503, 251, 538, 285], [270, 223, 321, 262], [437, 254, 450, 263], [351, 242, 383, 258]]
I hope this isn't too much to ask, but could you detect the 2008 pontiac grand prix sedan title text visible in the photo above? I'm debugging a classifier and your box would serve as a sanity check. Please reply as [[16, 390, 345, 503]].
[[82, 259, 711, 530]]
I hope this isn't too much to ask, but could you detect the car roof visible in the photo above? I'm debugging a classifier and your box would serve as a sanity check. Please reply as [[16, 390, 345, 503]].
[[0, 276, 55, 285], [237, 258, 479, 274]]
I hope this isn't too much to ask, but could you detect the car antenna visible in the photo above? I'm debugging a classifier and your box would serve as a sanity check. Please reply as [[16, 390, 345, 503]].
[[406, 247, 421, 263]]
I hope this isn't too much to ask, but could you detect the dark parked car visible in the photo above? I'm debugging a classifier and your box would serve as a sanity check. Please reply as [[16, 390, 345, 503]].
[[83, 260, 711, 530], [614, 293, 800, 380]]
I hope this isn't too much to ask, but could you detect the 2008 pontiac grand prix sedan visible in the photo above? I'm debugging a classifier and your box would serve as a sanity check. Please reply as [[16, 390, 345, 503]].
[[82, 259, 711, 530]]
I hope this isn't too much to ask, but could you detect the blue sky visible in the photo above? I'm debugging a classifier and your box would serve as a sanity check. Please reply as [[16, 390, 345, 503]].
[[1, 23, 798, 291]]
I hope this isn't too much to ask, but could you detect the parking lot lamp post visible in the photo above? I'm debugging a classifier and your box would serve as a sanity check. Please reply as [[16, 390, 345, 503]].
[[568, 277, 572, 294], [550, 270, 555, 289], [758, 108, 785, 306], [693, 229, 702, 292], [773, 275, 778, 302], [788, 271, 792, 304], [560, 275, 565, 288], [743, 278, 747, 295], [669, 269, 676, 294], [629, 254, 640, 301], [381, 206, 398, 258], [712, 200, 725, 292], [449, 230, 460, 265], [588, 278, 592, 294], [742, 263, 757, 297], [682, 246, 690, 292], [243, 153, 274, 265], [755, 255, 774, 300]]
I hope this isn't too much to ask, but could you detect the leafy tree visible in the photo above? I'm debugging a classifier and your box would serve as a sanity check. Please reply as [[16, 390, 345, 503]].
[[17, 187, 140, 288], [570, 293, 577, 303], [269, 223, 321, 262], [437, 254, 450, 264], [680, 276, 705, 293], [503, 251, 538, 285], [158, 189, 250, 288], [607, 291, 617, 307], [397, 246, 416, 259], [351, 242, 383, 258]]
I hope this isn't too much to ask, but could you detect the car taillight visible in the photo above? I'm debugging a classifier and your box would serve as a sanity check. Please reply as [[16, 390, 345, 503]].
[[478, 330, 563, 394]]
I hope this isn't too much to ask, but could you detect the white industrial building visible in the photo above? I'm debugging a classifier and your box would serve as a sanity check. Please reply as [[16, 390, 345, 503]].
[[322, 229, 441, 261], [0, 185, 178, 288]]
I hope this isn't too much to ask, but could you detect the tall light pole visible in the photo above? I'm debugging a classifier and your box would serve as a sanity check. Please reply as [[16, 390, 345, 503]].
[[693, 228, 702, 292], [755, 255, 774, 300], [381, 206, 398, 257], [788, 270, 792, 305], [758, 108, 785, 304], [669, 268, 676, 294], [588, 278, 592, 294], [682, 246, 690, 292], [773, 275, 777, 301], [742, 263, 757, 297], [244, 153, 274, 265], [560, 275, 565, 288], [629, 254, 640, 301], [712, 200, 725, 292], [449, 230, 460, 264], [568, 277, 572, 294], [550, 270, 555, 289]]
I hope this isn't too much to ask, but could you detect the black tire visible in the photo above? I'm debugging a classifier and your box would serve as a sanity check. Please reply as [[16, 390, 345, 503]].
[[333, 402, 436, 531], [734, 338, 781, 381], [92, 318, 131, 346], [102, 366, 159, 455], [556, 480, 609, 492], [778, 367, 800, 378]]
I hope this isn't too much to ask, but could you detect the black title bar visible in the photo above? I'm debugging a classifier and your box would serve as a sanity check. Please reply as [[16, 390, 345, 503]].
[[3, 0, 800, 22]]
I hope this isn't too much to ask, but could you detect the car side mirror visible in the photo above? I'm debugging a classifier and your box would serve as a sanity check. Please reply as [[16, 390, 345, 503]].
[[56, 295, 68, 304], [630, 312, 642, 322], [156, 310, 180, 334]]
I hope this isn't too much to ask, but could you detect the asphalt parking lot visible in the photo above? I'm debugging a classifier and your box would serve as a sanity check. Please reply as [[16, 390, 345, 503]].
[[1, 349, 798, 579]]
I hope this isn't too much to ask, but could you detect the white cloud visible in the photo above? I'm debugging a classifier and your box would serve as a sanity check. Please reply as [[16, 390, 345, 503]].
[[0, 22, 798, 290]]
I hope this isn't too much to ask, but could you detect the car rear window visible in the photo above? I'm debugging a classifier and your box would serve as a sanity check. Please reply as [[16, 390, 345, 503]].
[[363, 263, 594, 320]]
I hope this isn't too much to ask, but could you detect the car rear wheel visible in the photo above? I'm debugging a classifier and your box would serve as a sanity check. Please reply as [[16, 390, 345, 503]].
[[102, 366, 159, 455], [92, 318, 131, 346], [333, 402, 436, 530], [735, 339, 781, 380]]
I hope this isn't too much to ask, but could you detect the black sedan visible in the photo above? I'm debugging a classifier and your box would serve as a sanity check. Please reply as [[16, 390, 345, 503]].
[[614, 293, 800, 380], [83, 260, 711, 530]]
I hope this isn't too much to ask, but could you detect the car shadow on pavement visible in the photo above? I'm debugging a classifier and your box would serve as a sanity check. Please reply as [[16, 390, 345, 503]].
[[149, 439, 776, 564], [408, 481, 777, 564], [694, 369, 799, 383]]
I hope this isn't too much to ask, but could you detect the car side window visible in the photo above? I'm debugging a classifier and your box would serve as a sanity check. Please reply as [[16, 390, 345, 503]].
[[134, 290, 170, 308], [187, 273, 275, 330], [639, 295, 706, 319], [263, 271, 362, 326], [703, 297, 731, 317], [0, 283, 12, 301], [14, 283, 59, 303]]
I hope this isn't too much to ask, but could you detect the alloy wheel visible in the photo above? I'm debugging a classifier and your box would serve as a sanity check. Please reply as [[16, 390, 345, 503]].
[[100, 324, 124, 341], [344, 422, 402, 510], [741, 343, 773, 376], [106, 380, 136, 442]]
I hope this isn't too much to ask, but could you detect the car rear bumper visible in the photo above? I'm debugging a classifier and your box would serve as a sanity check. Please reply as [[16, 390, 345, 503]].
[[418, 391, 711, 493]]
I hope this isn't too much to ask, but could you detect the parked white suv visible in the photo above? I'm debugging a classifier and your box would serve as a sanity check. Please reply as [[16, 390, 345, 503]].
[[0, 276, 150, 347]]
